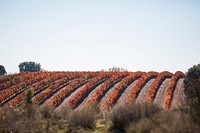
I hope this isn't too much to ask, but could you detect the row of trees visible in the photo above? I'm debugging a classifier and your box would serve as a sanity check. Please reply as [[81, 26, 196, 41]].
[[101, 67, 127, 72], [0, 61, 41, 75], [1, 64, 128, 75]]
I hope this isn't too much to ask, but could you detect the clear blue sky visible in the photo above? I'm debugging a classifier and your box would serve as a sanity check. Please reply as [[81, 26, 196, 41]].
[[0, 0, 199, 73]]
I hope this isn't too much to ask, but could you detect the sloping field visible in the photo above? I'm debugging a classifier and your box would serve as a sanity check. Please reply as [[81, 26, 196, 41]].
[[0, 71, 185, 110]]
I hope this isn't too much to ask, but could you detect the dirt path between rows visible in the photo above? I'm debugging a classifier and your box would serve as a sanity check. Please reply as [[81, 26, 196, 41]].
[[170, 78, 185, 109], [77, 81, 107, 109], [56, 84, 86, 111], [154, 79, 170, 108], [116, 79, 139, 105], [136, 79, 155, 103]]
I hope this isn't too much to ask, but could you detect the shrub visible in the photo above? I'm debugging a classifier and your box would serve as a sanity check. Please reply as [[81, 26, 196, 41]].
[[68, 105, 99, 129], [39, 106, 64, 132], [126, 110, 200, 133], [55, 105, 72, 120], [110, 102, 160, 132], [184, 63, 200, 124], [126, 118, 153, 133], [40, 106, 56, 119], [0, 105, 45, 133]]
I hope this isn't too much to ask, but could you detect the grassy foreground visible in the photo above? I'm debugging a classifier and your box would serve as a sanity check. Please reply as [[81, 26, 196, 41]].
[[0, 102, 200, 133]]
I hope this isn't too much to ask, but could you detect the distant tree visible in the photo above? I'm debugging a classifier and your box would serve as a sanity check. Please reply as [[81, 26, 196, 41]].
[[19, 61, 41, 72], [108, 67, 127, 72], [0, 65, 7, 75], [184, 63, 200, 124]]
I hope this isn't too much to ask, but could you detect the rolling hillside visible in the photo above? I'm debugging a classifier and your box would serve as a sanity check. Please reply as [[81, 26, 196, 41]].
[[0, 71, 185, 110]]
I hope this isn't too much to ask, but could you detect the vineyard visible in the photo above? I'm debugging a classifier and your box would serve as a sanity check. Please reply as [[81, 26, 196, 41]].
[[0, 71, 185, 110]]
